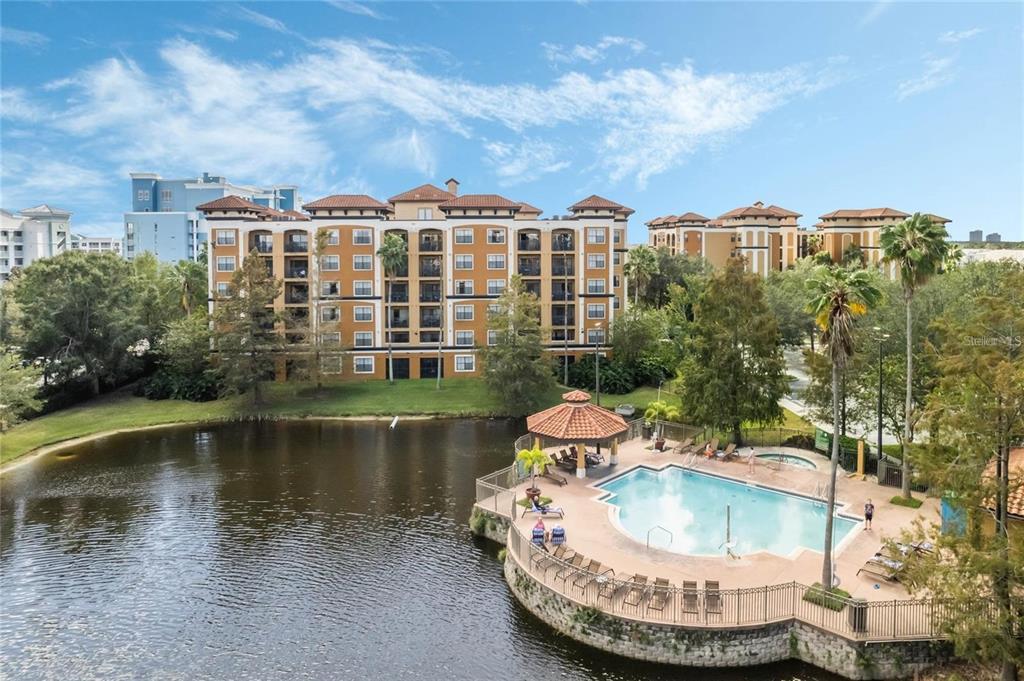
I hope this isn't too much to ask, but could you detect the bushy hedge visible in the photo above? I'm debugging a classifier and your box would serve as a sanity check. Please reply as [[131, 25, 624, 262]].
[[138, 368, 220, 402]]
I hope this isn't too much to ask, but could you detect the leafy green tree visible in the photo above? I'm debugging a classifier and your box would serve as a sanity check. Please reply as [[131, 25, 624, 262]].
[[801, 346, 869, 437], [676, 258, 788, 444], [0, 349, 42, 430], [610, 307, 672, 383], [765, 258, 819, 349], [841, 243, 866, 268], [644, 249, 710, 308], [144, 314, 220, 401], [805, 265, 881, 590], [212, 249, 282, 405], [904, 271, 1023, 681], [481, 275, 555, 416], [376, 232, 408, 384], [881, 213, 950, 499], [622, 245, 658, 306], [11, 251, 143, 395], [164, 259, 208, 317]]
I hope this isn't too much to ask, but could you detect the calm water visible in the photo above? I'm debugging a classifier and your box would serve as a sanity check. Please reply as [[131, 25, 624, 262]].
[[599, 466, 859, 556], [1, 420, 841, 680]]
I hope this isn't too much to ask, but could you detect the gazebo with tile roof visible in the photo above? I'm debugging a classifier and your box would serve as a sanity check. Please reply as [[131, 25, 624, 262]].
[[526, 390, 628, 479]]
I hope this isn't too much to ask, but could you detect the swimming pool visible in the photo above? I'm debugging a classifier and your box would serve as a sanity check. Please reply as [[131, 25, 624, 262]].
[[756, 453, 818, 470], [597, 466, 859, 557]]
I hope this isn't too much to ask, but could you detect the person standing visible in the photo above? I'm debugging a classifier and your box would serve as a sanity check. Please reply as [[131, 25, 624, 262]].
[[864, 499, 875, 530]]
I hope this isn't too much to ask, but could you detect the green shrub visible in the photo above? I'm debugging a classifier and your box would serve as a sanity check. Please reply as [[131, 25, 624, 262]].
[[802, 583, 851, 611], [889, 495, 923, 509]]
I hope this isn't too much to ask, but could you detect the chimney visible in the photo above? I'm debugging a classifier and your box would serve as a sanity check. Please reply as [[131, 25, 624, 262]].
[[445, 177, 459, 196], [753, 201, 764, 208]]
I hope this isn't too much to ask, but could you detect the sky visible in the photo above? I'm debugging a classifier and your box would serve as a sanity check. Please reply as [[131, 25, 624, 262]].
[[1, 1, 1021, 242]]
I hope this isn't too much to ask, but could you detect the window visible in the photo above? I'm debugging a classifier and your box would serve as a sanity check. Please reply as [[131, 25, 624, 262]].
[[352, 229, 371, 245], [487, 229, 505, 244], [587, 279, 606, 294], [487, 254, 505, 270], [455, 280, 474, 295], [587, 228, 606, 244], [587, 303, 606, 319], [587, 328, 606, 344], [487, 330, 498, 346], [487, 279, 506, 295], [613, 252, 621, 266], [354, 332, 373, 347], [417, 208, 433, 220], [353, 255, 372, 270], [160, 189, 173, 203], [455, 355, 475, 372], [326, 230, 340, 246], [614, 230, 623, 244], [354, 356, 374, 374], [487, 303, 500, 315], [354, 306, 373, 322], [321, 306, 340, 322], [321, 281, 340, 297], [613, 296, 620, 310], [587, 253, 606, 269], [455, 254, 473, 270], [455, 330, 474, 346], [321, 255, 340, 271], [613, 275, 621, 288], [454, 228, 473, 244], [321, 355, 343, 374], [125, 223, 134, 235], [215, 230, 235, 246], [455, 304, 474, 321], [354, 280, 372, 296], [216, 282, 231, 296], [216, 256, 235, 272], [322, 332, 341, 345], [136, 190, 150, 201]]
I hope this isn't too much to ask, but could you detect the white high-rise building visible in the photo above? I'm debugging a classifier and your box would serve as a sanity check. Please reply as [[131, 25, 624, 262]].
[[0, 205, 72, 283]]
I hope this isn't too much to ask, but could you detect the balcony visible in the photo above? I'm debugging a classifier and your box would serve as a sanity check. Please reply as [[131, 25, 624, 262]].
[[523, 281, 541, 297], [551, 261, 575, 277], [551, 284, 574, 301], [419, 257, 442, 277], [388, 308, 410, 328], [284, 239, 308, 253], [420, 310, 442, 328], [285, 292, 309, 305], [517, 257, 541, 277], [419, 238, 442, 252], [517, 234, 541, 252], [285, 258, 308, 279], [420, 284, 441, 303], [552, 233, 575, 251], [388, 284, 409, 303], [251, 241, 273, 254], [552, 314, 576, 326]]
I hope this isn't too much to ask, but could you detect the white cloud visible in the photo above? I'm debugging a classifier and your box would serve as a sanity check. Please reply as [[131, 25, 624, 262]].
[[938, 28, 983, 44], [175, 25, 238, 42], [326, 0, 388, 20], [859, 1, 892, 27], [372, 129, 437, 176], [0, 88, 46, 122], [542, 35, 646, 64], [896, 55, 956, 100], [484, 139, 570, 185], [234, 5, 303, 40], [0, 26, 49, 48], [0, 154, 108, 210]]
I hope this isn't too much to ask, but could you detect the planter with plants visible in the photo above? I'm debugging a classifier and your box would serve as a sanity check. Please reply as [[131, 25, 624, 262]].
[[643, 400, 681, 451], [516, 446, 553, 500]]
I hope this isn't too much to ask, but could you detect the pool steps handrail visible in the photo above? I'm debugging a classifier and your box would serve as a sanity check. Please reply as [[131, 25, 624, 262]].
[[646, 525, 673, 549]]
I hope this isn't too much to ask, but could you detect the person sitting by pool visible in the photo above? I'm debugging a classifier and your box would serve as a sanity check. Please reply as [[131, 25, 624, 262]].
[[529, 497, 565, 518], [532, 518, 546, 546], [704, 442, 715, 459]]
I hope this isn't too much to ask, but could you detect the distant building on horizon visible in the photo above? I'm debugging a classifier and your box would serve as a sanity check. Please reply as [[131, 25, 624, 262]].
[[969, 229, 983, 242], [986, 232, 1002, 243], [0, 204, 72, 283], [124, 171, 301, 263], [70, 233, 122, 256]]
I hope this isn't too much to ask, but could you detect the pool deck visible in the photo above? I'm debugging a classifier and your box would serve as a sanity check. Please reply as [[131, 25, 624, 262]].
[[507, 438, 938, 603]]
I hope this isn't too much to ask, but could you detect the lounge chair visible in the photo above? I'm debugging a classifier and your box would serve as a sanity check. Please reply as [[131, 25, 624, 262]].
[[705, 580, 722, 614], [647, 577, 671, 612], [682, 580, 699, 613], [572, 560, 613, 592], [716, 443, 737, 461], [532, 544, 573, 572], [569, 445, 602, 466], [673, 438, 694, 455], [857, 553, 903, 582], [521, 499, 565, 519], [686, 440, 708, 457], [597, 572, 625, 602], [555, 553, 586, 582], [703, 438, 720, 458], [552, 450, 576, 472], [622, 575, 649, 607], [542, 468, 568, 486]]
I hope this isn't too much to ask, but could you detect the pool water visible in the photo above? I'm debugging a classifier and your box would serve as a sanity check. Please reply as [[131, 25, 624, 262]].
[[756, 453, 818, 470], [598, 466, 859, 557]]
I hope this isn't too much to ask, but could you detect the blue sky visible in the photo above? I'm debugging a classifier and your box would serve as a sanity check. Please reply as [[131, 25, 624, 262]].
[[1, 1, 1021, 241]]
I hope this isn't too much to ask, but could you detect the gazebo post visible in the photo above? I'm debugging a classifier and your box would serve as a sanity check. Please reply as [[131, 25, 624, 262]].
[[577, 442, 586, 479], [533, 436, 541, 450], [610, 439, 619, 466]]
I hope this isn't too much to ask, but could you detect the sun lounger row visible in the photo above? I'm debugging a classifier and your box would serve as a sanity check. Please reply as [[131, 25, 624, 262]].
[[855, 540, 934, 582]]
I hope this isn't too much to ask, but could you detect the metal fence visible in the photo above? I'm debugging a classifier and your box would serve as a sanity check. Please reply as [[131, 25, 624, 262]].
[[506, 523, 982, 642], [475, 464, 525, 518]]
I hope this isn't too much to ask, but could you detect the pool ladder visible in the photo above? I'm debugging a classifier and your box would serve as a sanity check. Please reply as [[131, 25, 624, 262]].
[[813, 482, 828, 500], [647, 525, 673, 549]]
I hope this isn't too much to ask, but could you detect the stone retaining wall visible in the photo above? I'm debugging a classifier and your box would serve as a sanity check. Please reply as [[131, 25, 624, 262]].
[[503, 555, 952, 680], [468, 506, 510, 545]]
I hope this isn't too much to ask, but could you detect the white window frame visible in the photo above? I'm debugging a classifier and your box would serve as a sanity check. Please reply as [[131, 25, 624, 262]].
[[487, 330, 498, 346], [587, 303, 606, 319], [487, 279, 506, 295], [136, 190, 150, 201], [454, 254, 473, 270], [353, 331, 373, 348], [326, 229, 340, 246], [321, 255, 340, 271], [352, 229, 372, 245], [587, 329, 606, 344], [216, 256, 235, 272], [321, 306, 340, 322], [455, 280, 474, 295], [454, 228, 474, 244], [587, 253, 606, 269], [160, 189, 173, 203], [487, 228, 505, 244], [215, 230, 235, 246], [321, 281, 340, 297], [352, 255, 372, 271], [487, 303, 501, 315], [417, 208, 433, 220], [353, 306, 373, 322], [454, 354, 476, 372], [353, 280, 372, 296], [216, 282, 231, 296], [587, 227, 606, 244], [455, 330, 474, 347], [487, 254, 505, 270], [613, 252, 621, 266], [321, 355, 343, 374], [587, 279, 606, 294], [353, 356, 375, 374], [455, 304, 474, 321]]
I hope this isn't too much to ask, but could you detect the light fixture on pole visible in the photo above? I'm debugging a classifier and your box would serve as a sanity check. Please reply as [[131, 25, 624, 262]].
[[872, 326, 889, 463], [594, 322, 603, 407]]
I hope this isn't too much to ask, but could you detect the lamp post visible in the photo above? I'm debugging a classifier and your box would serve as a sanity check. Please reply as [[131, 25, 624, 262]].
[[873, 326, 889, 462], [594, 322, 602, 407]]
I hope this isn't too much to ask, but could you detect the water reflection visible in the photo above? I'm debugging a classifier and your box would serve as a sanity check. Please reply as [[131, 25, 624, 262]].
[[1, 420, 840, 680]]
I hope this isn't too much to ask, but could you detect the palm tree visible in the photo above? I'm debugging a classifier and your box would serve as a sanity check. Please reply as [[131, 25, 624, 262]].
[[881, 213, 949, 499], [806, 265, 881, 590], [623, 245, 659, 306], [376, 232, 408, 384], [940, 243, 963, 273]]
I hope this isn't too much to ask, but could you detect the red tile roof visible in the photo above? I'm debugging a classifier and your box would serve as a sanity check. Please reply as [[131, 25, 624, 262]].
[[677, 212, 710, 222], [986, 448, 1024, 519], [196, 195, 266, 212], [283, 210, 311, 221], [516, 201, 543, 215], [302, 194, 389, 210], [526, 391, 628, 441], [439, 194, 521, 209], [569, 194, 635, 215], [719, 202, 801, 220], [819, 208, 910, 220], [388, 183, 454, 203]]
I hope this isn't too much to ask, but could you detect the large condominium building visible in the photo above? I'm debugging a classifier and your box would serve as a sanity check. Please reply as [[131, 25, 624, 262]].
[[0, 204, 72, 283], [647, 203, 952, 277], [124, 171, 301, 263], [69, 233, 123, 256], [202, 179, 630, 381]]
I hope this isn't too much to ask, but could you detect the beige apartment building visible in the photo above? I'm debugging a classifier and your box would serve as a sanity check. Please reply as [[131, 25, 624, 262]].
[[202, 180, 629, 381], [647, 203, 951, 276]]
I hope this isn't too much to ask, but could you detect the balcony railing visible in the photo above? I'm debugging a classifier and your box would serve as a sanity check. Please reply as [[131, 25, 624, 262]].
[[420, 314, 442, 328], [389, 292, 408, 303], [552, 236, 575, 251], [420, 293, 441, 303], [551, 289, 574, 301], [284, 240, 308, 253], [517, 237, 541, 252], [285, 267, 308, 279], [420, 264, 441, 277], [250, 241, 273, 254], [518, 263, 541, 277], [551, 316, 575, 327], [285, 293, 308, 305], [551, 264, 575, 277], [419, 240, 442, 252]]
